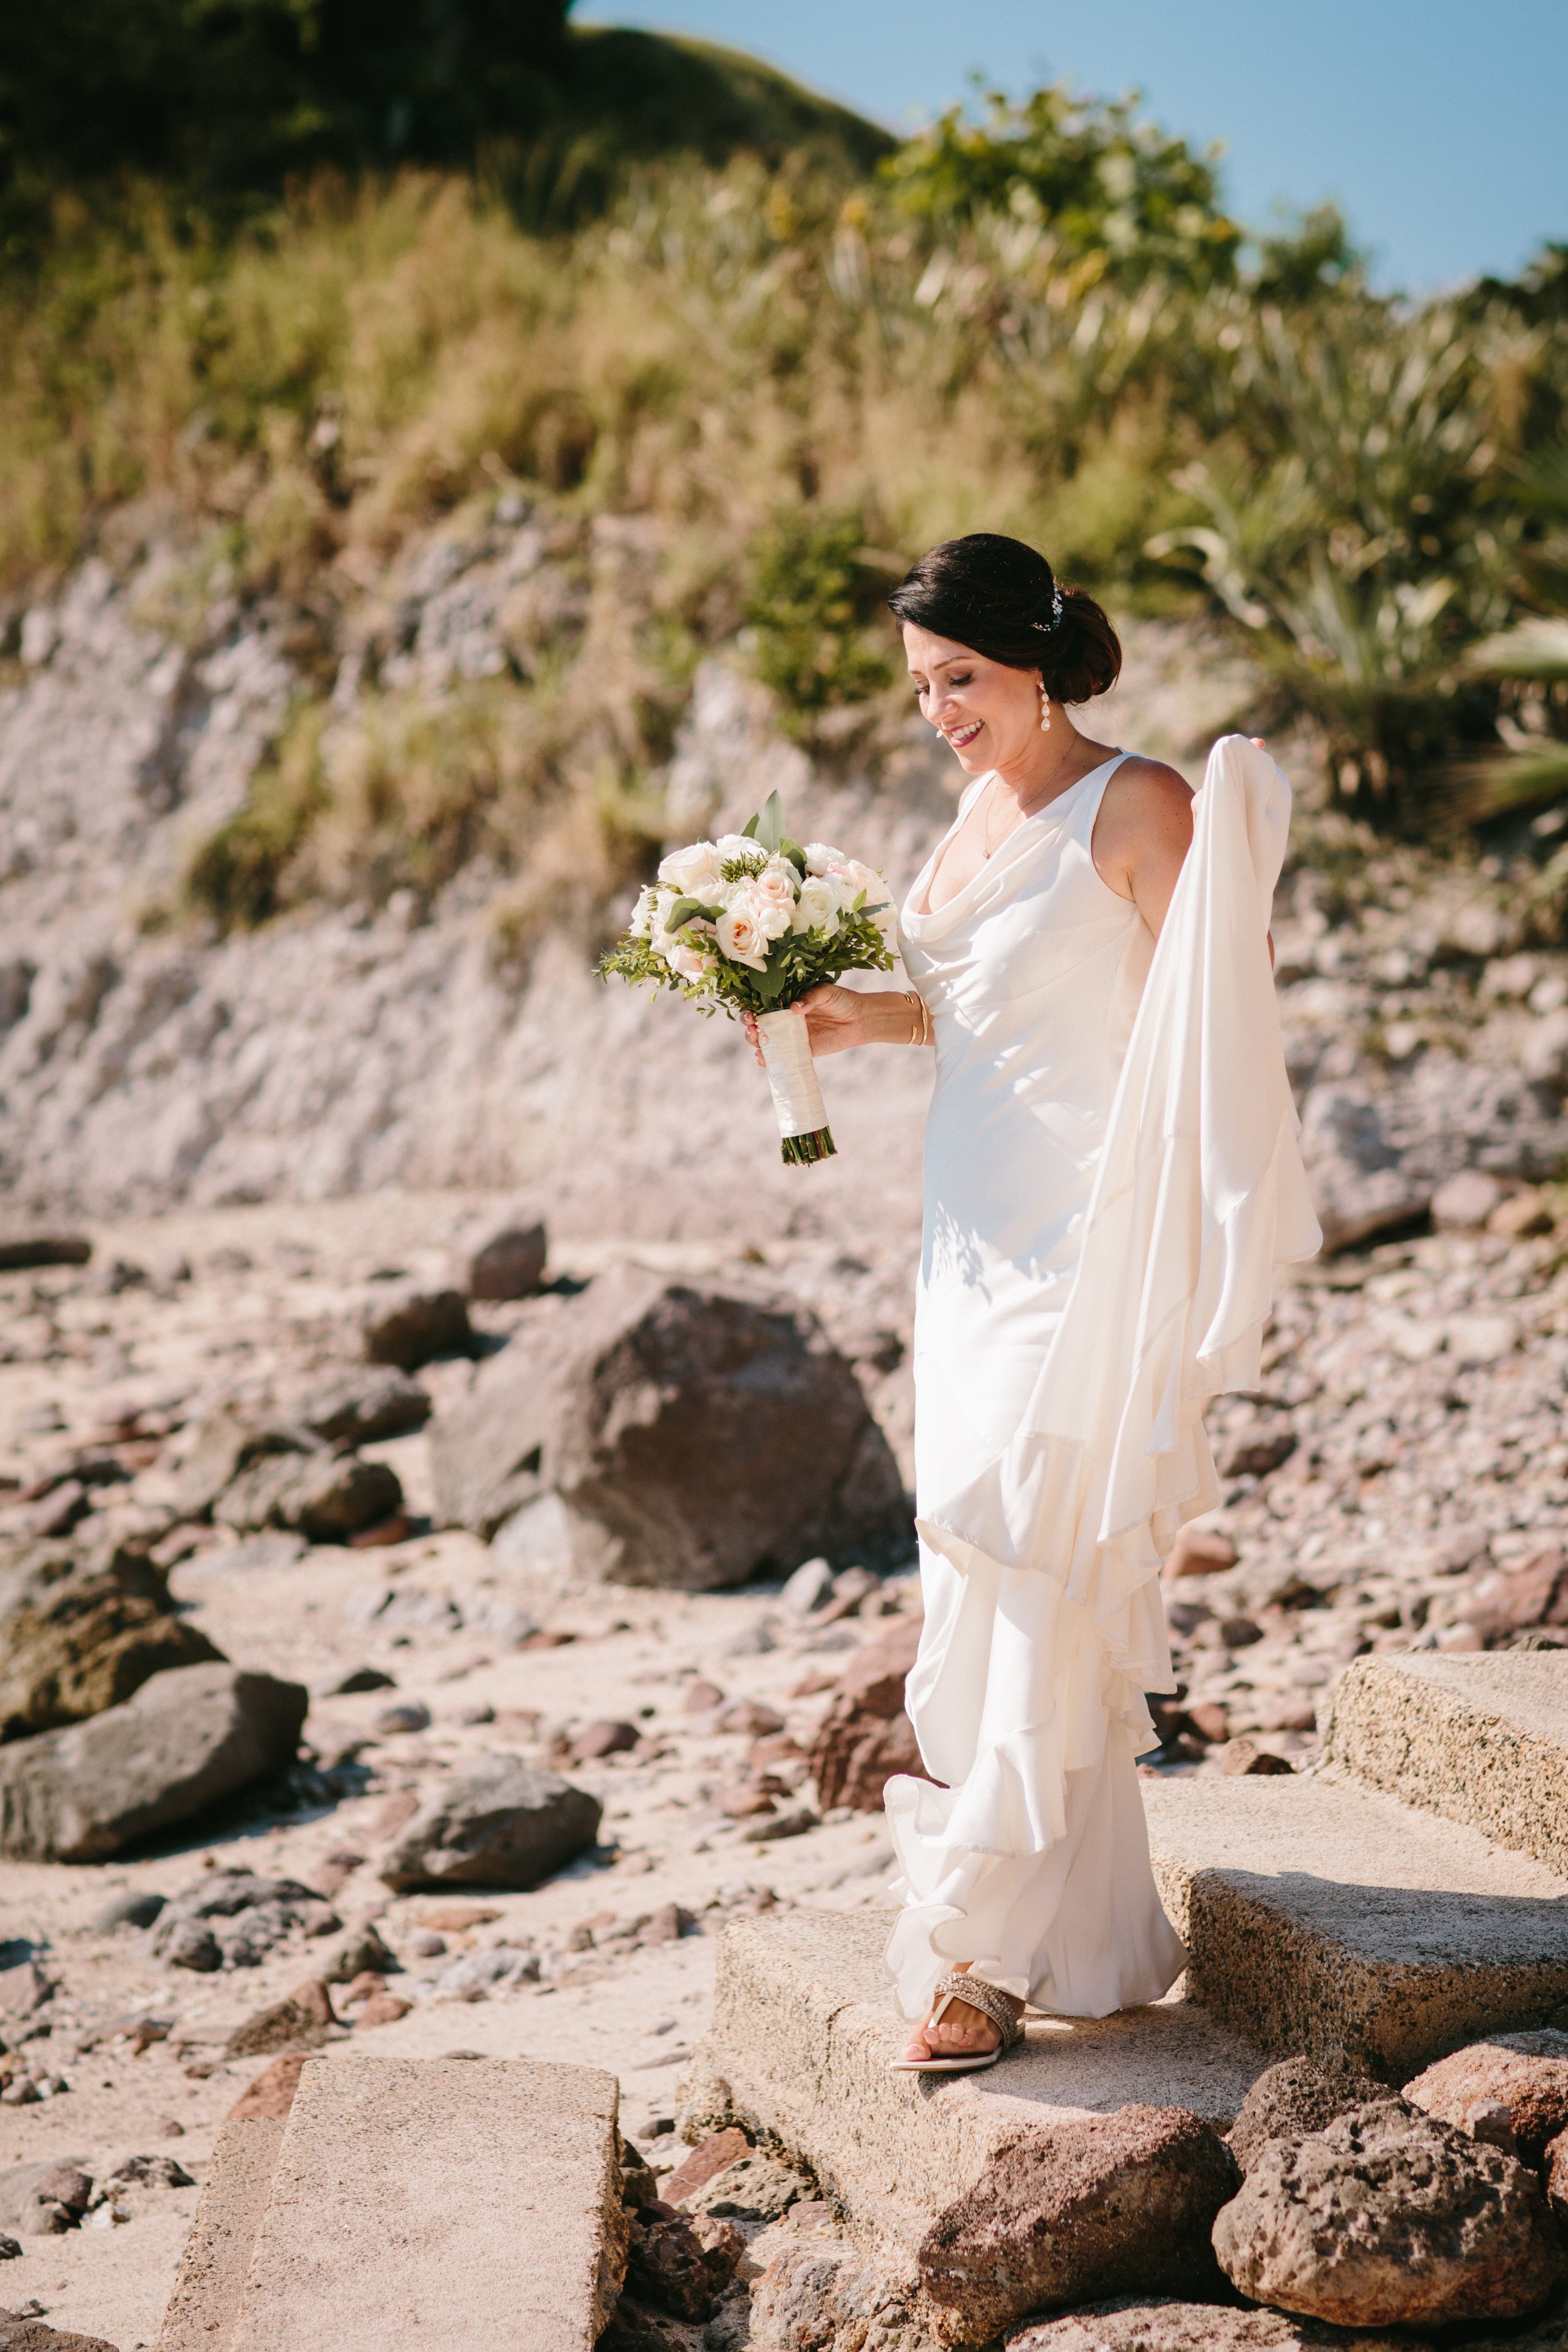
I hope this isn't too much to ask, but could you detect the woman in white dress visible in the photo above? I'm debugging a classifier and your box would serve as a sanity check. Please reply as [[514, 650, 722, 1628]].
[[765, 533, 1316, 2072]]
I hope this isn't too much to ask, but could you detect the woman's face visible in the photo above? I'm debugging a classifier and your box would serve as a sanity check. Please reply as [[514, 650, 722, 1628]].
[[903, 623, 1041, 776]]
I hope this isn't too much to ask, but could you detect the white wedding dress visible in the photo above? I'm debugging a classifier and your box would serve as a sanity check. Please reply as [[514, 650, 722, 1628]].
[[884, 736, 1320, 2024]]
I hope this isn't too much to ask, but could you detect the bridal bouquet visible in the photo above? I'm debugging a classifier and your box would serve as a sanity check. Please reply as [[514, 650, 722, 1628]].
[[599, 791, 896, 1163]]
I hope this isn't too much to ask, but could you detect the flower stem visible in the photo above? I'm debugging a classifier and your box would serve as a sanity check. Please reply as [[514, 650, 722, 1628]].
[[780, 1127, 837, 1165]]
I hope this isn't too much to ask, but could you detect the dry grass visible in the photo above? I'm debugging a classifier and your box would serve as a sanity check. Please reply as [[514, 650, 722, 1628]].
[[3, 156, 1564, 923]]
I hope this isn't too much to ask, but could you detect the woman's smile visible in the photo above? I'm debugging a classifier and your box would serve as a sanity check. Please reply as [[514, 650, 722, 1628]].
[[945, 718, 983, 748]]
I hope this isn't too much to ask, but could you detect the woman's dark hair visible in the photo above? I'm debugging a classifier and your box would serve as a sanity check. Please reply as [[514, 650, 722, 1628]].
[[887, 532, 1121, 704]]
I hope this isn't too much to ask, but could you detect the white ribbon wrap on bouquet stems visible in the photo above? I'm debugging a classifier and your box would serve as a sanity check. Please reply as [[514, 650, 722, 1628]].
[[756, 1006, 830, 1140]]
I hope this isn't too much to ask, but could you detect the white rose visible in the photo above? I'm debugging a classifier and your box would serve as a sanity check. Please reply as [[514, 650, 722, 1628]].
[[792, 874, 842, 935], [658, 840, 723, 896], [842, 857, 884, 900], [627, 885, 657, 939], [715, 833, 760, 866], [715, 897, 771, 972], [752, 859, 799, 923], [666, 939, 712, 983], [803, 841, 847, 876]]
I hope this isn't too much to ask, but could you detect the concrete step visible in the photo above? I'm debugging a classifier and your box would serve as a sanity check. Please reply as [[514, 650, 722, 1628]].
[[1143, 1769, 1568, 2079], [157, 2057, 627, 2352], [697, 1907, 1264, 2266], [1319, 1649, 1568, 1875]]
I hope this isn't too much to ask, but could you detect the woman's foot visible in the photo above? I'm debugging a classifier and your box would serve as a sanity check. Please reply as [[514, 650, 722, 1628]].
[[900, 1963, 1024, 2064]]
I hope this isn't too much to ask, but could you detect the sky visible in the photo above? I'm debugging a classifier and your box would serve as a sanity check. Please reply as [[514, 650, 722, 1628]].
[[574, 0, 1568, 292]]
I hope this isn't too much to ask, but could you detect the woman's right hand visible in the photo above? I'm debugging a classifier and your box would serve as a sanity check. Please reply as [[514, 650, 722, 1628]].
[[741, 984, 882, 1067], [795, 983, 877, 1056]]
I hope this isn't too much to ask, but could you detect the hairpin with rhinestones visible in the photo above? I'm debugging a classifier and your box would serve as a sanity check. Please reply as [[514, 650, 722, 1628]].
[[1031, 583, 1067, 633]]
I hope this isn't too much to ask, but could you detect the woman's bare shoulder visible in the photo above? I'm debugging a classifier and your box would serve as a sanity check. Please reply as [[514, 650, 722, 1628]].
[[1096, 755, 1193, 850]]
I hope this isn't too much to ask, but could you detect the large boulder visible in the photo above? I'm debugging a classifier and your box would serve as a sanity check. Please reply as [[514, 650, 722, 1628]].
[[378, 1754, 601, 1891], [918, 2106, 1239, 2346], [1212, 2098, 1567, 2328], [0, 1662, 307, 1862], [808, 1616, 924, 1811], [1402, 2029, 1568, 2164], [429, 1268, 909, 1589], [0, 1549, 223, 1742]]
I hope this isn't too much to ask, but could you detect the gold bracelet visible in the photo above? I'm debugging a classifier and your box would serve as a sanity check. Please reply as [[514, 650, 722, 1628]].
[[905, 990, 928, 1046]]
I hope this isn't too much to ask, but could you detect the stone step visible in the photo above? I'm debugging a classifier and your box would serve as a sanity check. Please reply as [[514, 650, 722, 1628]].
[[157, 2057, 627, 2352], [1319, 1649, 1568, 1875], [696, 1907, 1265, 2266], [1143, 1768, 1568, 2080]]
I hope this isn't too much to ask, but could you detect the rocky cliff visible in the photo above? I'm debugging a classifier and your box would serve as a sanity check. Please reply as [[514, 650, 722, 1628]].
[[4, 519, 1568, 1253]]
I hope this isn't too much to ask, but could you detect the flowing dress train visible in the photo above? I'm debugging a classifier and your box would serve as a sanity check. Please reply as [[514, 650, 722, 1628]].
[[885, 736, 1321, 2023]]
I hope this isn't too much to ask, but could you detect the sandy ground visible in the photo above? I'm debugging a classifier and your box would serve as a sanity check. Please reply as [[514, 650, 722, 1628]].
[[0, 1190, 918, 2347]]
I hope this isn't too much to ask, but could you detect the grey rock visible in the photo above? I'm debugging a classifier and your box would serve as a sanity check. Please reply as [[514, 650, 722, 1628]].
[[362, 1286, 473, 1371], [1212, 2098, 1567, 2327], [1227, 2055, 1380, 2173], [379, 1754, 602, 1891], [317, 1921, 398, 1984], [91, 1890, 166, 1932], [215, 1450, 402, 1543], [1299, 1089, 1431, 1253], [780, 1557, 834, 1614], [464, 1220, 547, 1301], [0, 1664, 308, 1862], [324, 1665, 397, 1694], [162, 1922, 221, 1972], [373, 1700, 430, 1734], [1522, 1005, 1568, 1089], [172, 1412, 312, 1520], [434, 1944, 540, 1993], [0, 2161, 89, 2233], [431, 1268, 910, 1589], [0, 1962, 50, 2018], [1300, 1062, 1568, 1252], [297, 1367, 432, 1445]]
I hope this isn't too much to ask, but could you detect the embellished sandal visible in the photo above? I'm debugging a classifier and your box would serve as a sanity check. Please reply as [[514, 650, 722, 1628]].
[[889, 1971, 1025, 2074]]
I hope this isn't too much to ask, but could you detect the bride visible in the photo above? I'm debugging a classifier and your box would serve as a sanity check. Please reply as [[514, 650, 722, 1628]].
[[752, 532, 1318, 2071]]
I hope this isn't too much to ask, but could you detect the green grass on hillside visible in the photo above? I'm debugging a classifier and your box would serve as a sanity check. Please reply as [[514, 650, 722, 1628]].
[[0, 63, 1564, 938]]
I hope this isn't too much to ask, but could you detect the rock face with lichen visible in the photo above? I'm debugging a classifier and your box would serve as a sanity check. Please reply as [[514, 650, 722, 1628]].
[[0, 1547, 224, 1741]]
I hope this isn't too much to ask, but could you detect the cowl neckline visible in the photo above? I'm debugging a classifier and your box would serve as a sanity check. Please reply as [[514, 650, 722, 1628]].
[[902, 753, 1125, 941]]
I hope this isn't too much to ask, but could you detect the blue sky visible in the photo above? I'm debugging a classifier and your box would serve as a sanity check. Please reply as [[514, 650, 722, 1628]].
[[575, 0, 1568, 291]]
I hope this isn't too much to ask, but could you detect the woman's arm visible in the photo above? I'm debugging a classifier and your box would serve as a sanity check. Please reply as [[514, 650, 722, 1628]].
[[742, 986, 928, 1064], [1092, 756, 1194, 939]]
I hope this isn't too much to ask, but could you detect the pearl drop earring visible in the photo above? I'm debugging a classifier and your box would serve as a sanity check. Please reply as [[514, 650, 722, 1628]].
[[1039, 682, 1052, 733]]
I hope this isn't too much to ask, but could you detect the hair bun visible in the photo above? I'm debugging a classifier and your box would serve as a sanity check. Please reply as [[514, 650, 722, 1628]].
[[889, 536, 1121, 702]]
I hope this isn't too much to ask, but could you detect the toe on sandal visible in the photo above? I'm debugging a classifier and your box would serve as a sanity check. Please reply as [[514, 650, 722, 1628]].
[[889, 1970, 1025, 2074]]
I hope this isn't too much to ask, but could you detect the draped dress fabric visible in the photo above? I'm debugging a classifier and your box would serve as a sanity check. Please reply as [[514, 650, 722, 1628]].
[[884, 735, 1322, 2025]]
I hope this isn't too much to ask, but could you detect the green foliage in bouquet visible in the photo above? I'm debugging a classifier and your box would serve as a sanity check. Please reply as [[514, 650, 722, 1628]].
[[597, 790, 896, 1019]]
